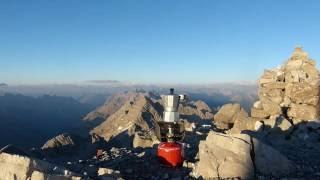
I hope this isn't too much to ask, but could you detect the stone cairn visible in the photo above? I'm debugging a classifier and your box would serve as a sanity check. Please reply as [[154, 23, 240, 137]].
[[251, 47, 320, 124]]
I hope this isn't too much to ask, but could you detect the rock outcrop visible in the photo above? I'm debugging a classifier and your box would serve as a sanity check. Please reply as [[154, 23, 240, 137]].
[[42, 133, 75, 150], [178, 100, 214, 121], [41, 133, 106, 161], [193, 131, 296, 179], [0, 145, 80, 180], [213, 103, 248, 129], [252, 47, 320, 124], [230, 47, 320, 135], [223, 47, 320, 179], [230, 115, 259, 134], [193, 132, 254, 179]]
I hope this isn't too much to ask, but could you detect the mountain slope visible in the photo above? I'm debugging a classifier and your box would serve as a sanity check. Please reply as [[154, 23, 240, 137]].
[[83, 92, 138, 122], [90, 94, 161, 144], [0, 93, 91, 148]]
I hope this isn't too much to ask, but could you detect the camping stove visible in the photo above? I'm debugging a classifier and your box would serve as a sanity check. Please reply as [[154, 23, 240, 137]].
[[155, 88, 186, 167]]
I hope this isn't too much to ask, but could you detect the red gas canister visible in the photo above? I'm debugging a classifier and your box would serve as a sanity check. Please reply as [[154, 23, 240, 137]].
[[157, 142, 184, 167]]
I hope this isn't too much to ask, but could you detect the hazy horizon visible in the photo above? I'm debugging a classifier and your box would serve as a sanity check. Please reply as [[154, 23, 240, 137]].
[[0, 80, 257, 86]]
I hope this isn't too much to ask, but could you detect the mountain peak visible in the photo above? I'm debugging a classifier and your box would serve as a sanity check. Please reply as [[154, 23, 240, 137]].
[[90, 94, 160, 143]]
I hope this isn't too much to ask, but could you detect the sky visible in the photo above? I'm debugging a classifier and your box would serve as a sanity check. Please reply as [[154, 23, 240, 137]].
[[1, 0, 320, 85]]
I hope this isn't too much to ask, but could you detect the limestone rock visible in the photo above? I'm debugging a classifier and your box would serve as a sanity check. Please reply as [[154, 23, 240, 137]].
[[251, 107, 270, 118], [98, 168, 115, 176], [288, 103, 319, 122], [261, 82, 286, 90], [285, 83, 319, 106], [193, 100, 212, 114], [179, 100, 214, 120], [253, 101, 263, 109], [0, 151, 78, 180], [276, 116, 293, 131], [285, 58, 303, 71], [259, 70, 277, 84], [31, 171, 47, 180], [260, 96, 282, 115], [259, 115, 293, 133], [254, 121, 264, 131], [42, 133, 75, 150], [98, 167, 121, 179], [193, 131, 297, 179], [262, 118, 277, 129], [214, 103, 247, 129], [193, 132, 254, 179], [132, 132, 158, 148], [230, 115, 259, 134], [302, 62, 319, 83], [280, 96, 291, 107]]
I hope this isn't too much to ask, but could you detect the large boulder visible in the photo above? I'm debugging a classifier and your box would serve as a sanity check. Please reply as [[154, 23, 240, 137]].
[[193, 132, 296, 179], [192, 100, 214, 119], [259, 96, 282, 115], [214, 103, 248, 129], [193, 132, 254, 179], [285, 83, 319, 106], [179, 100, 214, 121], [259, 88, 284, 104], [0, 149, 79, 180], [288, 103, 319, 122], [251, 107, 270, 118], [230, 116, 259, 134]]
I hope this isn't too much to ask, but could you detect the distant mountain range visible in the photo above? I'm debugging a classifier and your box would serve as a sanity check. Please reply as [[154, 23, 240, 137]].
[[0, 93, 92, 148], [0, 84, 258, 148]]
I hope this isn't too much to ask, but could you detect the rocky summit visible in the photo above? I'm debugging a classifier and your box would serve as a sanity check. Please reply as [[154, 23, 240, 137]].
[[192, 131, 296, 179], [1, 47, 320, 179], [209, 47, 320, 179], [252, 47, 320, 123]]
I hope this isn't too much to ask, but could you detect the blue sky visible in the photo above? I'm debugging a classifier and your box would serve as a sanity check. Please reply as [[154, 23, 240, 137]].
[[1, 0, 320, 85]]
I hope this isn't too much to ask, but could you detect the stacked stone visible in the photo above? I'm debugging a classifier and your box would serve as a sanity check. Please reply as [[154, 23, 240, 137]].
[[251, 47, 320, 124]]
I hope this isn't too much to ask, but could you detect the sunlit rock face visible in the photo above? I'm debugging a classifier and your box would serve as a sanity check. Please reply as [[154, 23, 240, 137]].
[[252, 47, 320, 124], [0, 145, 80, 180], [192, 131, 295, 179]]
